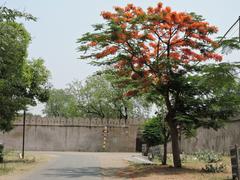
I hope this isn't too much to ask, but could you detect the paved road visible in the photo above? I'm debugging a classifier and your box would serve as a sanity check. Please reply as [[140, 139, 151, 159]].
[[20, 152, 137, 180], [22, 152, 103, 180]]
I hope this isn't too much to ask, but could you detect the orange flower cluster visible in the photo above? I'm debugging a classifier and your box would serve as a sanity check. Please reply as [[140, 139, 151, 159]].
[[114, 60, 127, 69], [131, 72, 141, 80], [95, 46, 118, 59], [204, 52, 222, 61], [88, 41, 97, 47], [146, 34, 156, 41], [124, 89, 139, 97], [101, 11, 115, 19], [116, 33, 127, 43], [169, 52, 180, 60], [87, 2, 223, 96]]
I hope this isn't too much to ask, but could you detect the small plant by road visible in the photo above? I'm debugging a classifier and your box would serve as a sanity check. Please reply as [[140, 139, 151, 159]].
[[194, 150, 226, 173]]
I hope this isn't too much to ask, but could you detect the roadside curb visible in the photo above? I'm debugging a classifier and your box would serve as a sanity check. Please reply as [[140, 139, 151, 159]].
[[125, 155, 155, 165]]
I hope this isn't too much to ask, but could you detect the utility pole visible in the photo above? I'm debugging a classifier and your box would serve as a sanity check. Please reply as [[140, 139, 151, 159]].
[[22, 109, 26, 159]]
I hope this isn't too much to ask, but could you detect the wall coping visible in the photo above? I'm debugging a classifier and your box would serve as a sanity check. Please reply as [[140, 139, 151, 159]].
[[14, 116, 145, 127]]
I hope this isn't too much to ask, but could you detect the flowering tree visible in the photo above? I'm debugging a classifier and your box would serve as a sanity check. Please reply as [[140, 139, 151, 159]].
[[77, 3, 239, 168]]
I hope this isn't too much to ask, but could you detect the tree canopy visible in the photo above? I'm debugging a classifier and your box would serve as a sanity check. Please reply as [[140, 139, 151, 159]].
[[44, 73, 150, 120], [43, 89, 80, 118], [78, 2, 240, 168], [0, 6, 50, 131], [142, 116, 166, 147]]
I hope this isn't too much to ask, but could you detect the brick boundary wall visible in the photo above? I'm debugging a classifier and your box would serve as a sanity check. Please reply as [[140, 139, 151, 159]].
[[0, 117, 143, 152], [1, 117, 240, 153], [181, 119, 240, 154]]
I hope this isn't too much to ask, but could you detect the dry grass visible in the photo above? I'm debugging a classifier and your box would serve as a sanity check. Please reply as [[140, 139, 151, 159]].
[[107, 155, 232, 180], [0, 151, 49, 180]]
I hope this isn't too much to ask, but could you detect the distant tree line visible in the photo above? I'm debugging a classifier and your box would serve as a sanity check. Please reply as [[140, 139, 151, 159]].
[[44, 72, 151, 120]]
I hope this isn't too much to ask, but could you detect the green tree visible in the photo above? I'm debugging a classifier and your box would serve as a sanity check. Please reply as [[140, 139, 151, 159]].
[[0, 6, 36, 22], [22, 58, 51, 106], [44, 73, 150, 120], [142, 117, 164, 147], [77, 3, 240, 167], [142, 115, 170, 163], [67, 73, 150, 120], [44, 89, 80, 118], [0, 7, 50, 131]]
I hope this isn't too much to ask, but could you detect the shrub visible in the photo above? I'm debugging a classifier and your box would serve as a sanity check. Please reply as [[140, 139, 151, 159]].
[[202, 163, 226, 173], [141, 117, 165, 147], [194, 150, 222, 163], [194, 150, 226, 173]]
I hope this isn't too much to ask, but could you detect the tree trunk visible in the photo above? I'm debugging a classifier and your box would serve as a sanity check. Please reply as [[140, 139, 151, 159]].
[[162, 124, 168, 165], [169, 121, 182, 168], [163, 89, 181, 168], [179, 130, 182, 154], [162, 139, 167, 165], [124, 106, 128, 124], [146, 144, 150, 155]]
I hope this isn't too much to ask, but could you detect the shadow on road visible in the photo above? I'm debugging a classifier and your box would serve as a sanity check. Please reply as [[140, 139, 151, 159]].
[[41, 165, 204, 179], [43, 167, 102, 178]]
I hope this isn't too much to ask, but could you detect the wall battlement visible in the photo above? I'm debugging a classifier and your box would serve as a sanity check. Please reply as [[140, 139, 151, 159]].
[[14, 117, 144, 127]]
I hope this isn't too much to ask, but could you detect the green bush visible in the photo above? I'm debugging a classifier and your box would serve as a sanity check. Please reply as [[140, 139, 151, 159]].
[[194, 150, 222, 163], [141, 117, 165, 147], [202, 163, 226, 173], [194, 150, 226, 173]]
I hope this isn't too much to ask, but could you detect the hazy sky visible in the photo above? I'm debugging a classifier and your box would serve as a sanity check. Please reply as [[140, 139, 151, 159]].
[[4, 0, 240, 114]]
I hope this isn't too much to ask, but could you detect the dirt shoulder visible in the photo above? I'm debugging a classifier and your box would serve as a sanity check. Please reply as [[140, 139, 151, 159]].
[[0, 152, 53, 180], [99, 153, 232, 180], [98, 152, 136, 180]]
